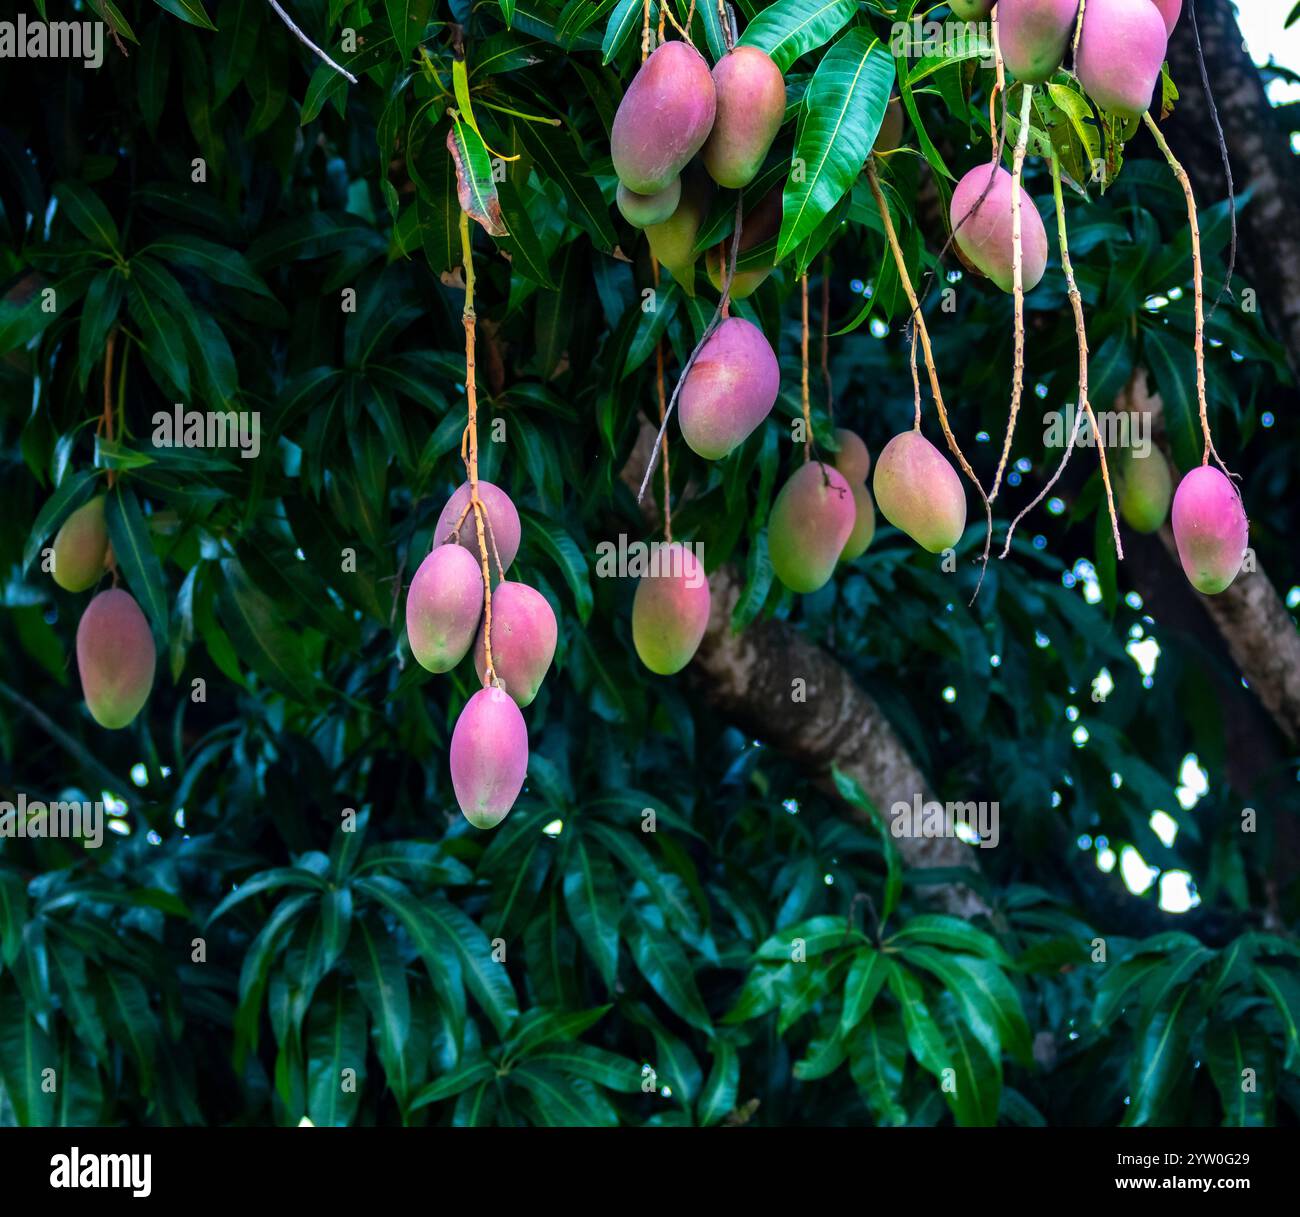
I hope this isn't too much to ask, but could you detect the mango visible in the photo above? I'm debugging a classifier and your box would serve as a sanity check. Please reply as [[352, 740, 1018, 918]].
[[1152, 0, 1181, 35], [76, 588, 156, 730], [701, 47, 786, 189], [998, 0, 1080, 84], [611, 41, 717, 196], [406, 543, 484, 674], [704, 185, 783, 300], [435, 480, 521, 578], [1076, 0, 1168, 119], [951, 0, 994, 17], [678, 317, 780, 460], [631, 542, 711, 675], [617, 177, 681, 229], [473, 581, 557, 707], [1117, 449, 1173, 534], [449, 687, 529, 829], [950, 163, 1049, 294], [51, 494, 109, 592], [873, 431, 967, 553], [769, 462, 857, 593], [873, 99, 905, 154], [840, 484, 877, 562], [1171, 466, 1248, 595], [832, 428, 871, 483], [646, 168, 712, 297]]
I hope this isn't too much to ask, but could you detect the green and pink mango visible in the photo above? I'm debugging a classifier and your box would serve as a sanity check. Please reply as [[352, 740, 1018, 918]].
[[873, 431, 967, 553], [1171, 466, 1248, 595], [951, 0, 995, 18], [704, 185, 783, 300], [950, 163, 1049, 294], [435, 480, 521, 578], [1117, 449, 1173, 534], [832, 429, 871, 483], [450, 686, 529, 829], [76, 588, 155, 729], [646, 168, 712, 296], [612, 41, 717, 196], [840, 484, 877, 562], [702, 47, 786, 189], [678, 317, 780, 460], [473, 581, 557, 707], [52, 494, 108, 592], [1076, 0, 1168, 119], [617, 177, 682, 229], [406, 543, 483, 674], [998, 0, 1080, 84], [631, 542, 711, 676], [1151, 0, 1181, 35], [769, 462, 857, 593]]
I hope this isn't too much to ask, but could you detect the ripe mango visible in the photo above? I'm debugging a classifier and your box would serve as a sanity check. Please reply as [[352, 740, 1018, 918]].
[[435, 480, 521, 578], [998, 0, 1080, 84], [704, 185, 783, 300], [646, 168, 712, 297], [950, 163, 1048, 294], [406, 543, 484, 674], [840, 484, 877, 562], [450, 687, 529, 829], [873, 431, 967, 553], [678, 317, 779, 460], [631, 542, 711, 675], [832, 428, 871, 483], [51, 495, 109, 592], [76, 588, 156, 730], [1152, 0, 1181, 35], [701, 47, 786, 189], [617, 177, 681, 229], [612, 41, 717, 196], [1076, 0, 1168, 119], [1171, 466, 1248, 595], [1117, 449, 1173, 534], [473, 581, 557, 707], [769, 462, 857, 593]]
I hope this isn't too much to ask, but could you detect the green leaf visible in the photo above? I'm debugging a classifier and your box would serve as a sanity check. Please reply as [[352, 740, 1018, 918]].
[[409, 1058, 495, 1109], [54, 179, 121, 253], [602, 0, 646, 64], [562, 842, 621, 989], [737, 0, 858, 74], [887, 914, 1012, 966], [839, 947, 888, 1037], [756, 914, 855, 961], [386, 0, 433, 61], [778, 31, 894, 264], [127, 279, 189, 397], [1254, 964, 1300, 1070], [77, 268, 126, 389], [347, 916, 411, 1093], [1205, 1022, 1274, 1126], [525, 513, 593, 624], [217, 557, 319, 705], [306, 976, 367, 1126], [512, 1064, 617, 1125], [105, 484, 170, 648], [152, 0, 218, 31], [447, 113, 508, 237], [527, 1042, 642, 1092], [1123, 985, 1197, 1126], [849, 1010, 908, 1126], [515, 118, 618, 254], [505, 1005, 612, 1060], [629, 919, 712, 1032], [1142, 322, 1202, 473], [697, 1040, 739, 1126], [22, 468, 100, 573], [0, 985, 56, 1125], [143, 233, 273, 296]]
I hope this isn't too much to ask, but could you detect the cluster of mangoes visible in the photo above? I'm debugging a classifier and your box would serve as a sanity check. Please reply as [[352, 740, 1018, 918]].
[[937, 0, 1249, 595], [49, 494, 157, 730], [405, 482, 556, 828]]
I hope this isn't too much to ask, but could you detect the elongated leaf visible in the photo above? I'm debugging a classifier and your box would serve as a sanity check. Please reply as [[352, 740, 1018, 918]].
[[839, 947, 888, 1037], [563, 842, 621, 989], [602, 0, 645, 63], [697, 1040, 739, 1126], [447, 116, 508, 237], [0, 986, 56, 1125], [737, 0, 858, 74], [22, 468, 99, 573], [515, 119, 618, 254], [306, 977, 367, 1126], [850, 1010, 908, 1126], [629, 919, 711, 1031], [386, 0, 433, 61], [54, 179, 120, 252], [105, 484, 170, 647]]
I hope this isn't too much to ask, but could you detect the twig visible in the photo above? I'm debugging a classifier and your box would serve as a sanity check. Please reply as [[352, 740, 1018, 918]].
[[1002, 148, 1123, 559], [1189, 0, 1235, 323], [265, 0, 359, 84], [866, 160, 992, 598], [800, 273, 812, 462], [636, 194, 745, 504], [990, 82, 1034, 503], [820, 262, 834, 424]]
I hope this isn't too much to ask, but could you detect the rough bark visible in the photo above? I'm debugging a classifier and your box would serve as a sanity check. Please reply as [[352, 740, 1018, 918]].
[[1163, 0, 1300, 383]]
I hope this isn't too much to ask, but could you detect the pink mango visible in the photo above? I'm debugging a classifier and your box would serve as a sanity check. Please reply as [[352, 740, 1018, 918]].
[[1171, 466, 1248, 595], [406, 543, 483, 674], [474, 581, 557, 707], [435, 480, 521, 578], [617, 177, 681, 229], [1152, 0, 1182, 36], [450, 687, 529, 829], [1076, 0, 1168, 119], [702, 46, 786, 189], [873, 431, 968, 553], [950, 163, 1049, 294], [768, 462, 857, 594], [631, 542, 711, 675], [998, 0, 1080, 84], [76, 588, 156, 730], [678, 317, 780, 460], [612, 41, 717, 196], [832, 428, 871, 483]]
